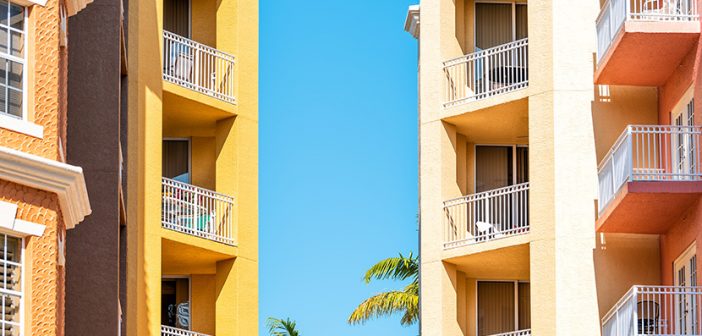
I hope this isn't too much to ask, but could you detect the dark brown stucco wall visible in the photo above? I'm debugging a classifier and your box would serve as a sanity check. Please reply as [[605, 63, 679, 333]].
[[66, 0, 125, 334]]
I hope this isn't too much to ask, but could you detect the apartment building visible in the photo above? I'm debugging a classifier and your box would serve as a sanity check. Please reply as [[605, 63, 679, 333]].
[[64, 0, 127, 335], [127, 0, 258, 335], [406, 0, 702, 335], [0, 0, 93, 335]]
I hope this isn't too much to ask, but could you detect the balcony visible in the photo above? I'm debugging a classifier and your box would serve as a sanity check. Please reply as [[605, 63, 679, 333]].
[[161, 177, 235, 245], [595, 0, 700, 85], [161, 325, 210, 336], [602, 286, 702, 336], [443, 182, 529, 249], [162, 31, 236, 104], [597, 125, 702, 233], [443, 38, 528, 109]]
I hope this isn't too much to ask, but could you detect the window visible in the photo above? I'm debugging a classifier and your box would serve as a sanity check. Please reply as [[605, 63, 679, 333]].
[[475, 2, 528, 49], [0, 234, 22, 335], [0, 1, 25, 120], [477, 281, 530, 335], [475, 145, 529, 192]]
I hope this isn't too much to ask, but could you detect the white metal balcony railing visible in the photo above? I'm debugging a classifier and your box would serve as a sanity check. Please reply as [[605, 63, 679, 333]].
[[443, 182, 529, 249], [602, 286, 702, 336], [443, 38, 528, 108], [597, 125, 702, 214], [162, 30, 236, 104], [597, 0, 699, 62], [161, 177, 235, 245], [161, 325, 211, 336], [489, 329, 532, 336]]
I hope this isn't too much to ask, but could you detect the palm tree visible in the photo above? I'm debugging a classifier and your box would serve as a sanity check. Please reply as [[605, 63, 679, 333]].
[[348, 252, 419, 326], [266, 317, 300, 336]]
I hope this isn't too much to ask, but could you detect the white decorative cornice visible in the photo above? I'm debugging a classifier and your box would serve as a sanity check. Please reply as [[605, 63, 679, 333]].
[[65, 0, 94, 16], [404, 5, 420, 39], [0, 146, 91, 229]]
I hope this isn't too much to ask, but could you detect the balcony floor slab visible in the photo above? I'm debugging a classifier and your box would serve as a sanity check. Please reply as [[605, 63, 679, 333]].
[[595, 21, 700, 86], [596, 181, 702, 234]]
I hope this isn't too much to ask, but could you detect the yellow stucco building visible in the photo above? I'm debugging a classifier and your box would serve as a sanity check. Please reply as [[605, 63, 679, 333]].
[[407, 0, 702, 335], [127, 0, 258, 335]]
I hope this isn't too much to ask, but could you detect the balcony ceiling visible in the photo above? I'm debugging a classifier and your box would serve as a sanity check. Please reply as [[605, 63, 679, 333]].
[[595, 21, 700, 86], [596, 181, 702, 234], [446, 98, 528, 144], [445, 242, 530, 279]]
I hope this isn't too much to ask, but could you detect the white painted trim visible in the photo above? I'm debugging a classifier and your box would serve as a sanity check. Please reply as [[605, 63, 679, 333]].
[[0, 201, 46, 237], [0, 219, 45, 237], [0, 146, 91, 229], [10, 0, 47, 7], [64, 0, 94, 16], [672, 85, 695, 124], [404, 5, 420, 39], [0, 114, 43, 138]]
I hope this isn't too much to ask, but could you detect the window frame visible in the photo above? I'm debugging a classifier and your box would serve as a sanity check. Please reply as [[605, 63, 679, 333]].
[[473, 0, 528, 49], [0, 0, 28, 121], [0, 233, 24, 336]]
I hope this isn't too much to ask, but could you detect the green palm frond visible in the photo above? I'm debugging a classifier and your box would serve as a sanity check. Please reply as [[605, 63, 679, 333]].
[[349, 252, 420, 327], [363, 252, 418, 284], [347, 290, 419, 326], [266, 317, 300, 336]]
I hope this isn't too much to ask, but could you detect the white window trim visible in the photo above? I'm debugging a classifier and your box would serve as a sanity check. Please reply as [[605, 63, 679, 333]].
[[0, 3, 29, 124], [0, 201, 45, 237], [0, 113, 42, 138], [10, 0, 46, 7]]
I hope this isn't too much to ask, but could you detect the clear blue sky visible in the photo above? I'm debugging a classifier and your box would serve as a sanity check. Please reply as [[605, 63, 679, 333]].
[[259, 1, 419, 335]]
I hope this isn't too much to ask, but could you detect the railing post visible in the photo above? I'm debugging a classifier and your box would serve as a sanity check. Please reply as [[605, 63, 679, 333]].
[[627, 126, 634, 181], [632, 287, 639, 335], [485, 197, 490, 229]]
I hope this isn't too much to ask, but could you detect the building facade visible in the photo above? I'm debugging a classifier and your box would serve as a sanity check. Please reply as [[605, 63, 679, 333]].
[[406, 0, 702, 335], [127, 0, 258, 335], [0, 0, 92, 335]]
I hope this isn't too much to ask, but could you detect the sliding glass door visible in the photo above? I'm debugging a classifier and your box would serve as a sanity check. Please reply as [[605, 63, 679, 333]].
[[477, 281, 530, 335]]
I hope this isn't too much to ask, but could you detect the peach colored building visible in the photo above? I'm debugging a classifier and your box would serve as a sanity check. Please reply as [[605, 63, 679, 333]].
[[406, 0, 702, 335], [0, 0, 91, 334]]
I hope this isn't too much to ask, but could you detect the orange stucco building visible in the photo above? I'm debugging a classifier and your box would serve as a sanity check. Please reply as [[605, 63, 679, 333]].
[[0, 0, 92, 334]]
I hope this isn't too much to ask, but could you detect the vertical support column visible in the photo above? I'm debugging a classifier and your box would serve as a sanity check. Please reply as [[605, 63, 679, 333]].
[[219, 0, 259, 333], [528, 0, 601, 335], [127, 0, 163, 334], [418, 0, 466, 334], [215, 259, 236, 335]]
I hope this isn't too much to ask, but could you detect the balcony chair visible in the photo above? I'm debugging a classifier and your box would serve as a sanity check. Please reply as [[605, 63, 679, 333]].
[[165, 43, 193, 82], [637, 300, 659, 334], [476, 221, 505, 241]]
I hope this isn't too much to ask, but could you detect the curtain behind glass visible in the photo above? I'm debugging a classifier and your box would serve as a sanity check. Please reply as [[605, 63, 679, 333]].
[[164, 0, 190, 37], [476, 3, 513, 49], [476, 146, 513, 192], [478, 282, 516, 335], [516, 147, 529, 184], [163, 140, 190, 182], [516, 4, 528, 40], [518, 283, 531, 330]]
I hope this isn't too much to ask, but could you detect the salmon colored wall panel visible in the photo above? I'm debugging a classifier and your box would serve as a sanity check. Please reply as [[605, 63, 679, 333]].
[[660, 199, 702, 286], [594, 234, 660, 318]]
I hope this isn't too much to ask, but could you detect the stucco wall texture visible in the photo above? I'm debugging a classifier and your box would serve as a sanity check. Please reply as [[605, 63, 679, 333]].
[[0, 0, 69, 334]]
